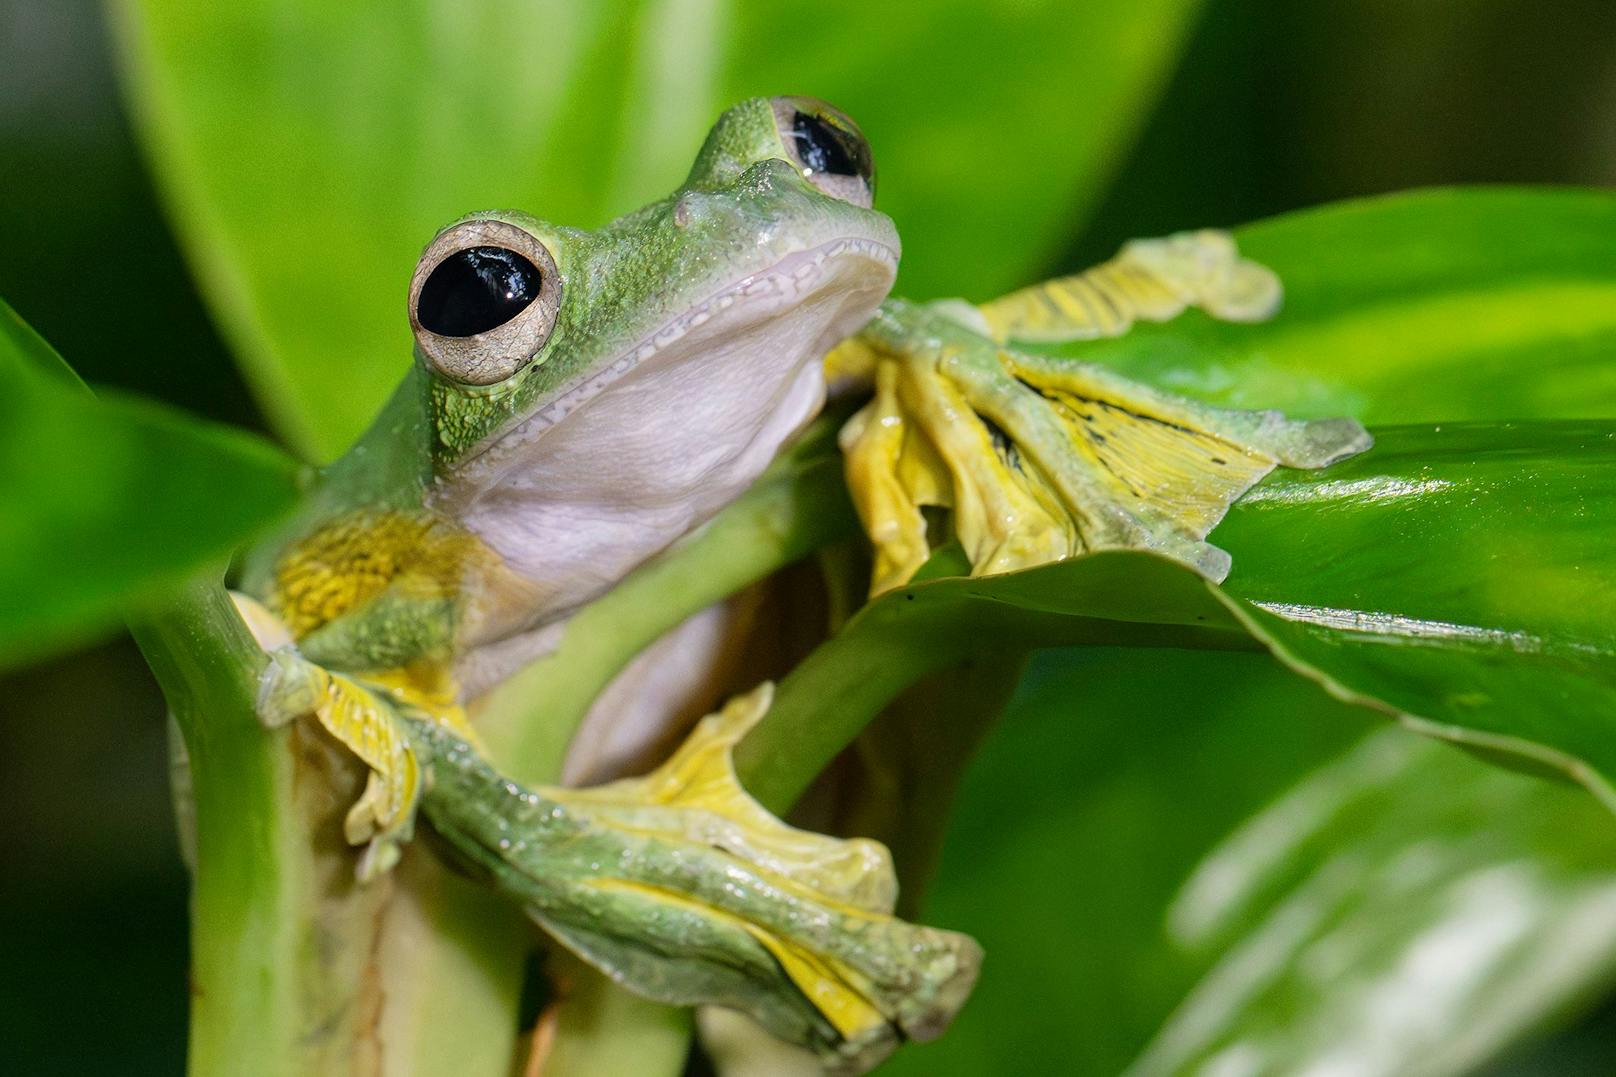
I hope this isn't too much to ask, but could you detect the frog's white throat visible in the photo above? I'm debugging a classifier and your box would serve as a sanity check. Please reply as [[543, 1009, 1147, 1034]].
[[436, 236, 896, 674]]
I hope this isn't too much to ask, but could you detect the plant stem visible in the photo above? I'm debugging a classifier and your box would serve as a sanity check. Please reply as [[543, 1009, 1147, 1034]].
[[540, 957, 693, 1077], [735, 571, 1252, 813], [372, 857, 529, 1073], [841, 654, 1031, 915], [129, 571, 306, 1077]]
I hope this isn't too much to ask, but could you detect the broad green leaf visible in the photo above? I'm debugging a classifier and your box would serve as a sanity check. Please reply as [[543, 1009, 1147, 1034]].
[[717, 0, 1202, 301], [743, 419, 1616, 835], [1214, 421, 1616, 806], [0, 299, 301, 669], [749, 189, 1616, 1070], [881, 648, 1616, 1076], [109, 0, 1201, 459], [1038, 188, 1616, 423]]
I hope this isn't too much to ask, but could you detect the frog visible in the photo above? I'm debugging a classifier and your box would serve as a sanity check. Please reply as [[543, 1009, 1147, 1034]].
[[236, 93, 1369, 1067], [244, 89, 1369, 870], [240, 95, 901, 875]]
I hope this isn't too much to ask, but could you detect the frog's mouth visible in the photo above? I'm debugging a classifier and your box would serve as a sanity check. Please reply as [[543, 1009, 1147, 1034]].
[[492, 236, 898, 446], [437, 233, 898, 660]]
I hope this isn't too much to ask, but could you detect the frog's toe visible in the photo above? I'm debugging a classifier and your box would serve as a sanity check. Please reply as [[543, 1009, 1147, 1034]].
[[841, 361, 952, 592], [841, 340, 1371, 592], [317, 675, 423, 875], [978, 229, 1285, 344], [354, 831, 405, 882], [254, 648, 424, 878], [951, 349, 1371, 580], [256, 647, 324, 728], [841, 350, 1076, 594], [347, 771, 412, 881]]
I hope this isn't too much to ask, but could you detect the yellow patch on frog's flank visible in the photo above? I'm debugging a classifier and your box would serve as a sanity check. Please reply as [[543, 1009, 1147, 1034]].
[[270, 509, 496, 638], [978, 229, 1281, 343]]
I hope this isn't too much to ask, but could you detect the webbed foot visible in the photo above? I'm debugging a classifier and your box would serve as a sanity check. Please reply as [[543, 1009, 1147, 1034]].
[[977, 228, 1283, 342], [409, 683, 981, 1072], [236, 592, 482, 880], [841, 234, 1371, 594], [257, 648, 423, 880]]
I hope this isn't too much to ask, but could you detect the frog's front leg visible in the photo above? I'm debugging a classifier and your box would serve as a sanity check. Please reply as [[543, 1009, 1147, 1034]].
[[256, 647, 424, 879], [237, 592, 474, 880], [841, 231, 1373, 594], [840, 343, 1074, 591], [975, 228, 1283, 342]]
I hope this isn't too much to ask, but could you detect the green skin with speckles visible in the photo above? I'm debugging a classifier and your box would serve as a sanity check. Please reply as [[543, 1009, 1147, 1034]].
[[404, 713, 978, 1071], [240, 96, 900, 674], [241, 94, 1374, 1069]]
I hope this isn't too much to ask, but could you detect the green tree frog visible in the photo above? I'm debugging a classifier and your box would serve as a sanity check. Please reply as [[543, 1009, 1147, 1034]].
[[237, 94, 1368, 1067]]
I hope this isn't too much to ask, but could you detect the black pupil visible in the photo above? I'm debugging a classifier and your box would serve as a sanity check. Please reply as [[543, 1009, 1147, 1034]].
[[790, 111, 867, 179], [417, 246, 541, 337]]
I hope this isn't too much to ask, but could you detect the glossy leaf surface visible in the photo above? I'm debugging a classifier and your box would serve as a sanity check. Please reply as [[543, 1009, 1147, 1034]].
[[749, 420, 1616, 815], [1216, 421, 1616, 803], [882, 648, 1616, 1076], [1029, 188, 1616, 424], [0, 300, 300, 669], [111, 0, 1200, 458]]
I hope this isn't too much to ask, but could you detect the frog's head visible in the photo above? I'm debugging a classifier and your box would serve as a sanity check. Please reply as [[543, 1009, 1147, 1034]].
[[409, 97, 899, 636]]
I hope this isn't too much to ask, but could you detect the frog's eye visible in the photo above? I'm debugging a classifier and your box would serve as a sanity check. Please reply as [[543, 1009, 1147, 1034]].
[[409, 218, 561, 386], [770, 96, 875, 209]]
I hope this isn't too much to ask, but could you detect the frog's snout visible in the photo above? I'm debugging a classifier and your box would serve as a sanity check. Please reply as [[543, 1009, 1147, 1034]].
[[739, 156, 802, 191]]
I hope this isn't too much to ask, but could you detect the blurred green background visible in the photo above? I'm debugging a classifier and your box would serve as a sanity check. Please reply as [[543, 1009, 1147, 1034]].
[[2, 0, 1614, 1072]]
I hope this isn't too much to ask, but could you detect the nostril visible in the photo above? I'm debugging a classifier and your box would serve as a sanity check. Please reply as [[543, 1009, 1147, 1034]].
[[673, 194, 694, 228]]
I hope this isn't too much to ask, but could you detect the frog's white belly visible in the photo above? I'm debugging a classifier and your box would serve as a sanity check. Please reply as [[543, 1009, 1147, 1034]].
[[465, 335, 826, 605], [448, 347, 824, 698], [438, 239, 891, 667], [560, 591, 765, 784]]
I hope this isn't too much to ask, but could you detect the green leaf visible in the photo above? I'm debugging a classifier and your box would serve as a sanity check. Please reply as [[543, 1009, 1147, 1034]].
[[1213, 421, 1616, 805], [718, 0, 1204, 301], [0, 298, 300, 669], [1038, 188, 1616, 423], [109, 0, 1202, 459], [742, 419, 1616, 836], [880, 648, 1616, 1076], [732, 419, 1616, 1072], [737, 551, 1249, 811]]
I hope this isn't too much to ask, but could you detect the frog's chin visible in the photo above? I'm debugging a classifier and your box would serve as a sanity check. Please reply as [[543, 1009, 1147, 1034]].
[[439, 235, 897, 675]]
